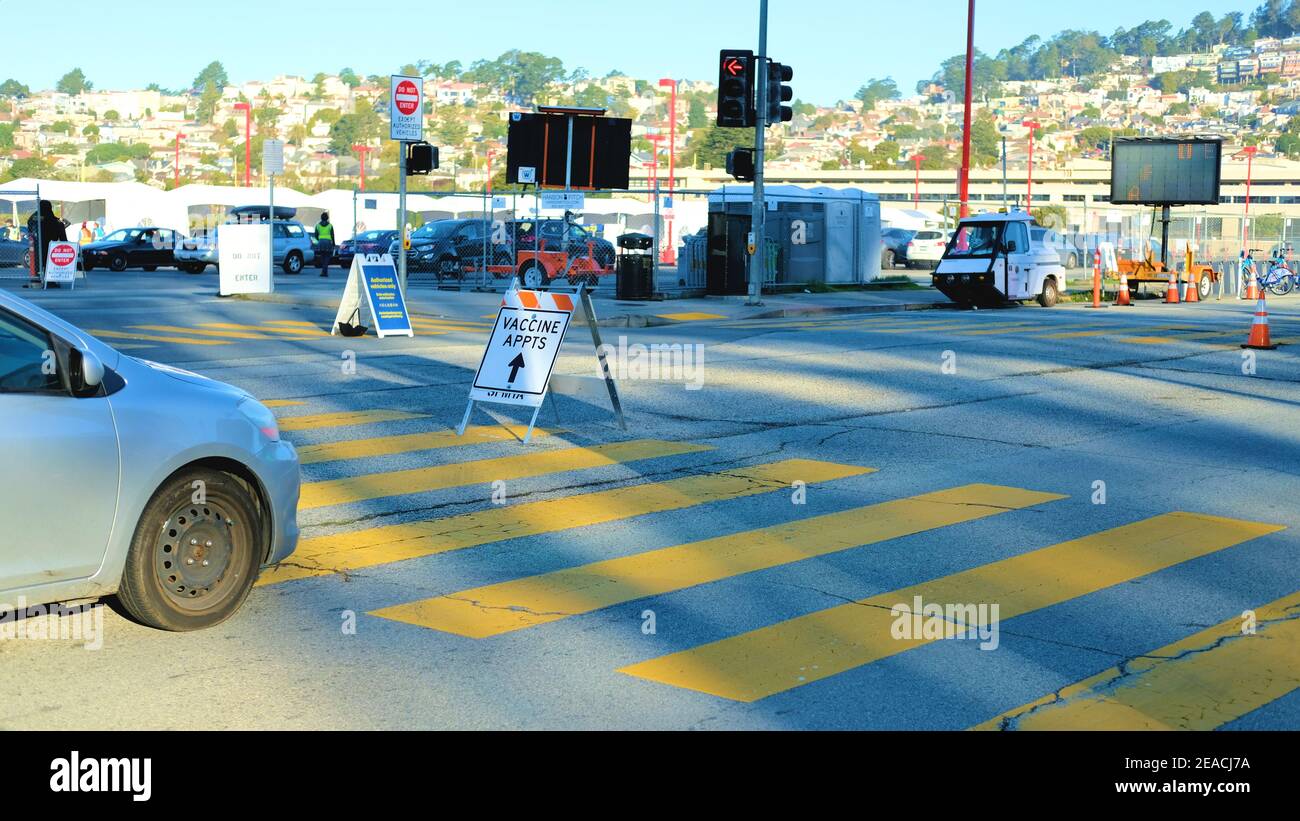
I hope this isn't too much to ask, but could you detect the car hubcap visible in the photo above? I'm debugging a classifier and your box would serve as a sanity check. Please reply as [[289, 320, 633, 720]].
[[525, 267, 542, 288], [155, 502, 237, 607]]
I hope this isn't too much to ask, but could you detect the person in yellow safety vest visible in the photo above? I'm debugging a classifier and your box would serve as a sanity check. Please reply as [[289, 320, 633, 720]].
[[314, 212, 336, 278]]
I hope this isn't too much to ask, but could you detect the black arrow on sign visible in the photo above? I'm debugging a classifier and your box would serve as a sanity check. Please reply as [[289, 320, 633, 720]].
[[507, 353, 526, 384]]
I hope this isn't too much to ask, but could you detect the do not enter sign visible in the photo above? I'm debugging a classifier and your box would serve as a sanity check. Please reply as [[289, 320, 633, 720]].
[[45, 241, 79, 285], [50, 244, 76, 267], [389, 75, 424, 141]]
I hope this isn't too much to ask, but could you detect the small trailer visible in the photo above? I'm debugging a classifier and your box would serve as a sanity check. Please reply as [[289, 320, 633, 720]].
[[932, 211, 1066, 308]]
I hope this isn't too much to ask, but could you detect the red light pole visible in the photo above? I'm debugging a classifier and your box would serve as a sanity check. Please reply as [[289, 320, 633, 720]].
[[1236, 146, 1258, 250], [958, 0, 975, 218], [647, 134, 665, 205], [1022, 119, 1042, 209], [174, 131, 186, 189], [642, 161, 657, 204], [912, 153, 927, 209], [658, 77, 677, 264], [233, 102, 252, 188], [352, 144, 373, 192]]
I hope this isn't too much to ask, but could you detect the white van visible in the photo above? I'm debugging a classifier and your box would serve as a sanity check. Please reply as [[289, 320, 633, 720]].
[[932, 211, 1065, 308]]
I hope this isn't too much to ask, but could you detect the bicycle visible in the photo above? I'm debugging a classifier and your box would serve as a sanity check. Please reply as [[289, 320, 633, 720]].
[[1239, 251, 1296, 297]]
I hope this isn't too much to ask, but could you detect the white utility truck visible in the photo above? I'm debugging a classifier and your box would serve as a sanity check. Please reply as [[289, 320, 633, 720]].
[[932, 211, 1065, 308]]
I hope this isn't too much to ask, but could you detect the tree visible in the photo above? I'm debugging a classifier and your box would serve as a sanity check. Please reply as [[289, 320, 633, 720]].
[[339, 67, 361, 89], [2, 156, 51, 181], [0, 124, 15, 150], [56, 68, 91, 95], [196, 80, 221, 124], [192, 61, 229, 93], [327, 98, 383, 155], [970, 110, 1001, 167], [684, 126, 753, 169], [855, 77, 900, 110], [687, 96, 707, 129], [917, 144, 951, 170], [433, 110, 468, 147], [0, 79, 30, 98], [464, 50, 565, 104]]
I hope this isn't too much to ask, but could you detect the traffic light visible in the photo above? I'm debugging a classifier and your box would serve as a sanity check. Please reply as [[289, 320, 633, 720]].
[[407, 141, 438, 175], [717, 49, 755, 128], [726, 148, 754, 182], [766, 61, 794, 125]]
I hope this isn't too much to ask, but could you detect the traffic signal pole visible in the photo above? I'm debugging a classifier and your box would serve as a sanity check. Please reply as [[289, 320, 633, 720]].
[[748, 0, 768, 306]]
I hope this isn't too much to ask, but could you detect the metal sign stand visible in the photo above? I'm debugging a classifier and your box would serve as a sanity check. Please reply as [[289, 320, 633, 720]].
[[456, 281, 625, 443]]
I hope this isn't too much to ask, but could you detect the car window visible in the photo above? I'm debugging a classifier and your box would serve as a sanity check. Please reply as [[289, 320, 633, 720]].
[[0, 309, 61, 394], [916, 231, 941, 240], [1005, 222, 1029, 252], [946, 224, 1000, 258], [284, 224, 305, 237]]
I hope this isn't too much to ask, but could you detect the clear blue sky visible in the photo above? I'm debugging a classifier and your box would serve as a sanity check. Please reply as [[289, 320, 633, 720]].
[[2, 0, 1263, 103]]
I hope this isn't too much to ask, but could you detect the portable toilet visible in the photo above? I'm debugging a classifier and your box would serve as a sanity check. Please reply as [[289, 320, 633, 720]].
[[705, 185, 881, 295]]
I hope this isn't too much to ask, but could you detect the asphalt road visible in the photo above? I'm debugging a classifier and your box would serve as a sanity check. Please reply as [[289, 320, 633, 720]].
[[2, 272, 1298, 730]]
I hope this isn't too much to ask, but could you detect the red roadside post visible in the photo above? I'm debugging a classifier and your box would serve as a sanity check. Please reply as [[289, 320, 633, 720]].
[[1086, 246, 1108, 308], [1022, 120, 1042, 207], [912, 154, 927, 208], [174, 132, 186, 188], [233, 102, 252, 188], [1236, 146, 1258, 251], [958, 0, 975, 218], [658, 77, 677, 264], [352, 144, 373, 192]]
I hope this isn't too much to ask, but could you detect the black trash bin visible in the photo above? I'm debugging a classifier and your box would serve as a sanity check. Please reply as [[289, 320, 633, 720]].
[[616, 233, 654, 300]]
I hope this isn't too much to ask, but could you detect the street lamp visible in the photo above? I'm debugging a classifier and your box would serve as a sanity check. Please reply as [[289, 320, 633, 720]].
[[958, 0, 975, 218], [352, 144, 373, 192], [646, 135, 665, 205], [658, 77, 677, 264], [174, 132, 186, 189], [1235, 145, 1258, 250], [233, 102, 252, 188], [911, 153, 927, 209], [1022, 119, 1042, 209], [642, 161, 657, 204]]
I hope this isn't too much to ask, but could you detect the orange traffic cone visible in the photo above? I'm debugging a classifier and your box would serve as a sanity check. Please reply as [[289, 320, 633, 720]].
[[1115, 272, 1133, 306], [1184, 268, 1200, 303], [1242, 293, 1278, 350], [1244, 268, 1260, 300], [1163, 269, 1180, 303]]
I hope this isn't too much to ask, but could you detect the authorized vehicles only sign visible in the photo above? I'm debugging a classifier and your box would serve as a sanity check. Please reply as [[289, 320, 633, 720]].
[[470, 292, 574, 408]]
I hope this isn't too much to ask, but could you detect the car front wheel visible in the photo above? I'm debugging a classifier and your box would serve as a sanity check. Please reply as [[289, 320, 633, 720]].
[[283, 251, 304, 275], [116, 468, 263, 631], [110, 253, 128, 272], [1038, 277, 1059, 308], [518, 262, 545, 289]]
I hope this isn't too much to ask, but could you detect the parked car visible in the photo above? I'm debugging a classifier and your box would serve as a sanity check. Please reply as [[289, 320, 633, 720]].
[[0, 226, 31, 269], [81, 227, 184, 272], [337, 229, 399, 269], [906, 229, 952, 269], [390, 219, 511, 281], [0, 290, 300, 630], [174, 220, 316, 275], [1030, 227, 1086, 269], [881, 227, 916, 269]]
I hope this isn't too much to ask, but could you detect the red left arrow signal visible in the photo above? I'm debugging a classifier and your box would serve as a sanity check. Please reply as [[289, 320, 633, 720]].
[[723, 58, 744, 76]]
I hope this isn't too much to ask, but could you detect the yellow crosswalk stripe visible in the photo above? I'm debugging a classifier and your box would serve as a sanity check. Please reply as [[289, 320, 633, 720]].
[[620, 511, 1284, 702], [201, 322, 329, 336], [130, 324, 313, 341], [871, 321, 1029, 335], [1035, 325, 1189, 340], [298, 439, 713, 510], [261, 400, 306, 408], [277, 409, 426, 432], [1117, 330, 1240, 345], [657, 312, 728, 322], [89, 329, 229, 346], [371, 484, 1064, 638], [949, 324, 1038, 336], [974, 589, 1300, 731], [264, 320, 321, 327], [297, 425, 561, 464], [259, 459, 869, 586]]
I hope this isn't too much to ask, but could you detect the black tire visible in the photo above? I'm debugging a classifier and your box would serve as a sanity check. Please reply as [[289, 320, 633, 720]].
[[116, 468, 263, 632], [182, 262, 206, 274], [517, 261, 546, 289], [1197, 272, 1212, 300], [1037, 276, 1060, 308], [110, 253, 128, 272], [282, 251, 304, 275], [1066, 253, 1079, 269], [23, 249, 32, 271], [435, 256, 460, 282], [883, 250, 895, 269]]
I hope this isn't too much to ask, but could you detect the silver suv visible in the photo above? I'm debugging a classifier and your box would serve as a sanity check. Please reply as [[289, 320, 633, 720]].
[[175, 220, 316, 275]]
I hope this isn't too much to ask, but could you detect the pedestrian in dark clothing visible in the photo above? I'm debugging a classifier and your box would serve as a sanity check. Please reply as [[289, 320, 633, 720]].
[[25, 200, 68, 288], [314, 212, 336, 277]]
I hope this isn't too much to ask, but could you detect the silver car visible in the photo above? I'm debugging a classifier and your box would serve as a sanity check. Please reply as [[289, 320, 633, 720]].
[[0, 290, 299, 630], [175, 221, 316, 275]]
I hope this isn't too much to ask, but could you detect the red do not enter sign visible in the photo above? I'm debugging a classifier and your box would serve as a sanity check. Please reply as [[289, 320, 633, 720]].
[[50, 243, 76, 267], [394, 80, 420, 116]]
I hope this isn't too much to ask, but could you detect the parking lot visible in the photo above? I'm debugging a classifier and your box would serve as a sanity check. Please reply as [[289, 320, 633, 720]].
[[2, 270, 1296, 730]]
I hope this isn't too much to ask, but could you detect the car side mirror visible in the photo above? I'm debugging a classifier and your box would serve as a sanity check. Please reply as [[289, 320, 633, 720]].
[[1005, 240, 1018, 253], [79, 348, 104, 389]]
